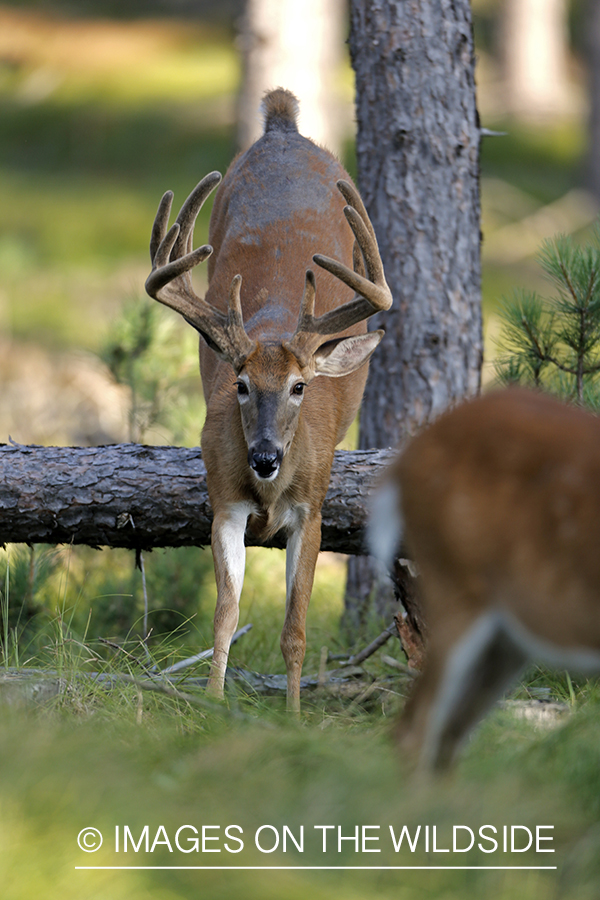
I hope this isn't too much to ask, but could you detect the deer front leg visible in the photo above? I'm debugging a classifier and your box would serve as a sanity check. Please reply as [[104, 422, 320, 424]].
[[282, 509, 321, 713], [206, 503, 250, 699]]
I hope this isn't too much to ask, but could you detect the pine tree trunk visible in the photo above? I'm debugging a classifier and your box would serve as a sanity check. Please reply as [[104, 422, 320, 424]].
[[586, 0, 600, 200], [236, 0, 345, 154], [500, 0, 570, 120], [345, 0, 483, 634]]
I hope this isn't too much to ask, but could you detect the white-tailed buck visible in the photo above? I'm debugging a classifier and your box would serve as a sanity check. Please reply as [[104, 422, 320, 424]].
[[145, 89, 392, 709], [370, 387, 600, 768]]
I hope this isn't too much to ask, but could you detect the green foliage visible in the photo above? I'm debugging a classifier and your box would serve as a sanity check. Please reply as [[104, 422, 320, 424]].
[[100, 295, 206, 444], [495, 226, 600, 405], [82, 546, 217, 651], [0, 539, 350, 682], [0, 545, 63, 662], [0, 534, 597, 900]]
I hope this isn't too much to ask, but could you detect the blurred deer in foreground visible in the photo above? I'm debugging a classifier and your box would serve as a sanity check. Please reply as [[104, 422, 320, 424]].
[[370, 388, 600, 768], [145, 89, 392, 710]]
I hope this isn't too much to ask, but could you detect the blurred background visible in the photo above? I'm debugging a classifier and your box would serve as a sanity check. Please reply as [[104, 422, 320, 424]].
[[0, 0, 597, 447]]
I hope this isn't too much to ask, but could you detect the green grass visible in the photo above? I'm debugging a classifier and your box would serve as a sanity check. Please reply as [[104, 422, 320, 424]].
[[0, 16, 238, 108], [0, 540, 350, 676], [0, 644, 599, 899], [2, 539, 600, 899]]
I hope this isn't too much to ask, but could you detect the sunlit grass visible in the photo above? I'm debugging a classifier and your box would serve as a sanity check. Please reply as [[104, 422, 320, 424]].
[[2, 536, 600, 899], [0, 670, 597, 899], [480, 117, 586, 206], [0, 540, 349, 676], [0, 10, 236, 355], [55, 45, 239, 108], [226, 549, 347, 676], [0, 11, 239, 107], [0, 146, 218, 347]]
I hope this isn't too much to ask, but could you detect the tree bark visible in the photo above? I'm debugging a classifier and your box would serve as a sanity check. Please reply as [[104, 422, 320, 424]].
[[345, 0, 483, 631], [0, 442, 396, 554]]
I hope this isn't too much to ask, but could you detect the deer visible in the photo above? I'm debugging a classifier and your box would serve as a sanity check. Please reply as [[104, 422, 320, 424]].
[[144, 88, 392, 710], [369, 387, 600, 769]]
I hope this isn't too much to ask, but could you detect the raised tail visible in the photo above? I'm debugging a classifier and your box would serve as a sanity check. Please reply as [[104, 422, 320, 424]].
[[261, 88, 300, 134]]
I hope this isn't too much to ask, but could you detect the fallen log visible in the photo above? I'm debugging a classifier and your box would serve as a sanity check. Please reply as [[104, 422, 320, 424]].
[[0, 443, 397, 554]]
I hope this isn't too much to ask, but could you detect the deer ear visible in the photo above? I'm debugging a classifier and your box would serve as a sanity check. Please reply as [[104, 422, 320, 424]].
[[312, 330, 384, 378]]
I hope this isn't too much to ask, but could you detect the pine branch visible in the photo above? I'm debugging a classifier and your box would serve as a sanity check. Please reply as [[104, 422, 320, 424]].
[[495, 225, 600, 405]]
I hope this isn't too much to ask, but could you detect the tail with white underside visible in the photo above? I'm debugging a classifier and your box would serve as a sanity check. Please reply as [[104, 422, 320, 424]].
[[367, 479, 404, 569]]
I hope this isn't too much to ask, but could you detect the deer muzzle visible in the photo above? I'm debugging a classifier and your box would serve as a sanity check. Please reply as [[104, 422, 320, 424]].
[[248, 441, 283, 481]]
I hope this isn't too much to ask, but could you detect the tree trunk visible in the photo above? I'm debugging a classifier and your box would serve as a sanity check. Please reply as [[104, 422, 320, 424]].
[[345, 0, 483, 635], [236, 0, 346, 154], [0, 443, 396, 554], [500, 0, 570, 120], [586, 0, 600, 200]]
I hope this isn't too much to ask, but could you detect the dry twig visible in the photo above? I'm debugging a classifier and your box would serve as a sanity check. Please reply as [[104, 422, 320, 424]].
[[340, 621, 399, 667]]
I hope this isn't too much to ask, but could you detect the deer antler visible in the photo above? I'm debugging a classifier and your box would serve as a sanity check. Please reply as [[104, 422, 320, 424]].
[[287, 180, 393, 361], [145, 172, 256, 370]]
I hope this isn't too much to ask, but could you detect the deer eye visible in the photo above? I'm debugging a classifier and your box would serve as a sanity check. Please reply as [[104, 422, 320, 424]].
[[291, 382, 306, 397], [236, 381, 249, 396]]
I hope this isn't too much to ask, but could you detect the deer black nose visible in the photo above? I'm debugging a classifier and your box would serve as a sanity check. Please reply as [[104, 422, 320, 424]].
[[248, 442, 283, 480]]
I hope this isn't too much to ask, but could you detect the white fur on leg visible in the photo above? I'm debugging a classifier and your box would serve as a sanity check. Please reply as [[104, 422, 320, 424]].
[[215, 501, 254, 599]]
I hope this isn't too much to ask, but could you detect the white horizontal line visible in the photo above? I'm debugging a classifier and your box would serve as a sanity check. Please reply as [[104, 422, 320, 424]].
[[75, 866, 558, 871]]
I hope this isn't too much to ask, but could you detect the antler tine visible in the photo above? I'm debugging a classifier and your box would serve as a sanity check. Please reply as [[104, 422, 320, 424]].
[[146, 173, 221, 307], [174, 171, 222, 258], [145, 173, 255, 369], [313, 202, 391, 313], [352, 235, 366, 279], [149, 190, 174, 261], [226, 275, 256, 367], [288, 182, 392, 359], [281, 271, 322, 362], [295, 270, 317, 330], [146, 228, 213, 296], [336, 180, 376, 244]]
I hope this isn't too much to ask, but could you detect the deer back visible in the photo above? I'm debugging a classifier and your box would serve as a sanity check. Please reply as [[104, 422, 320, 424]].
[[397, 388, 600, 651]]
